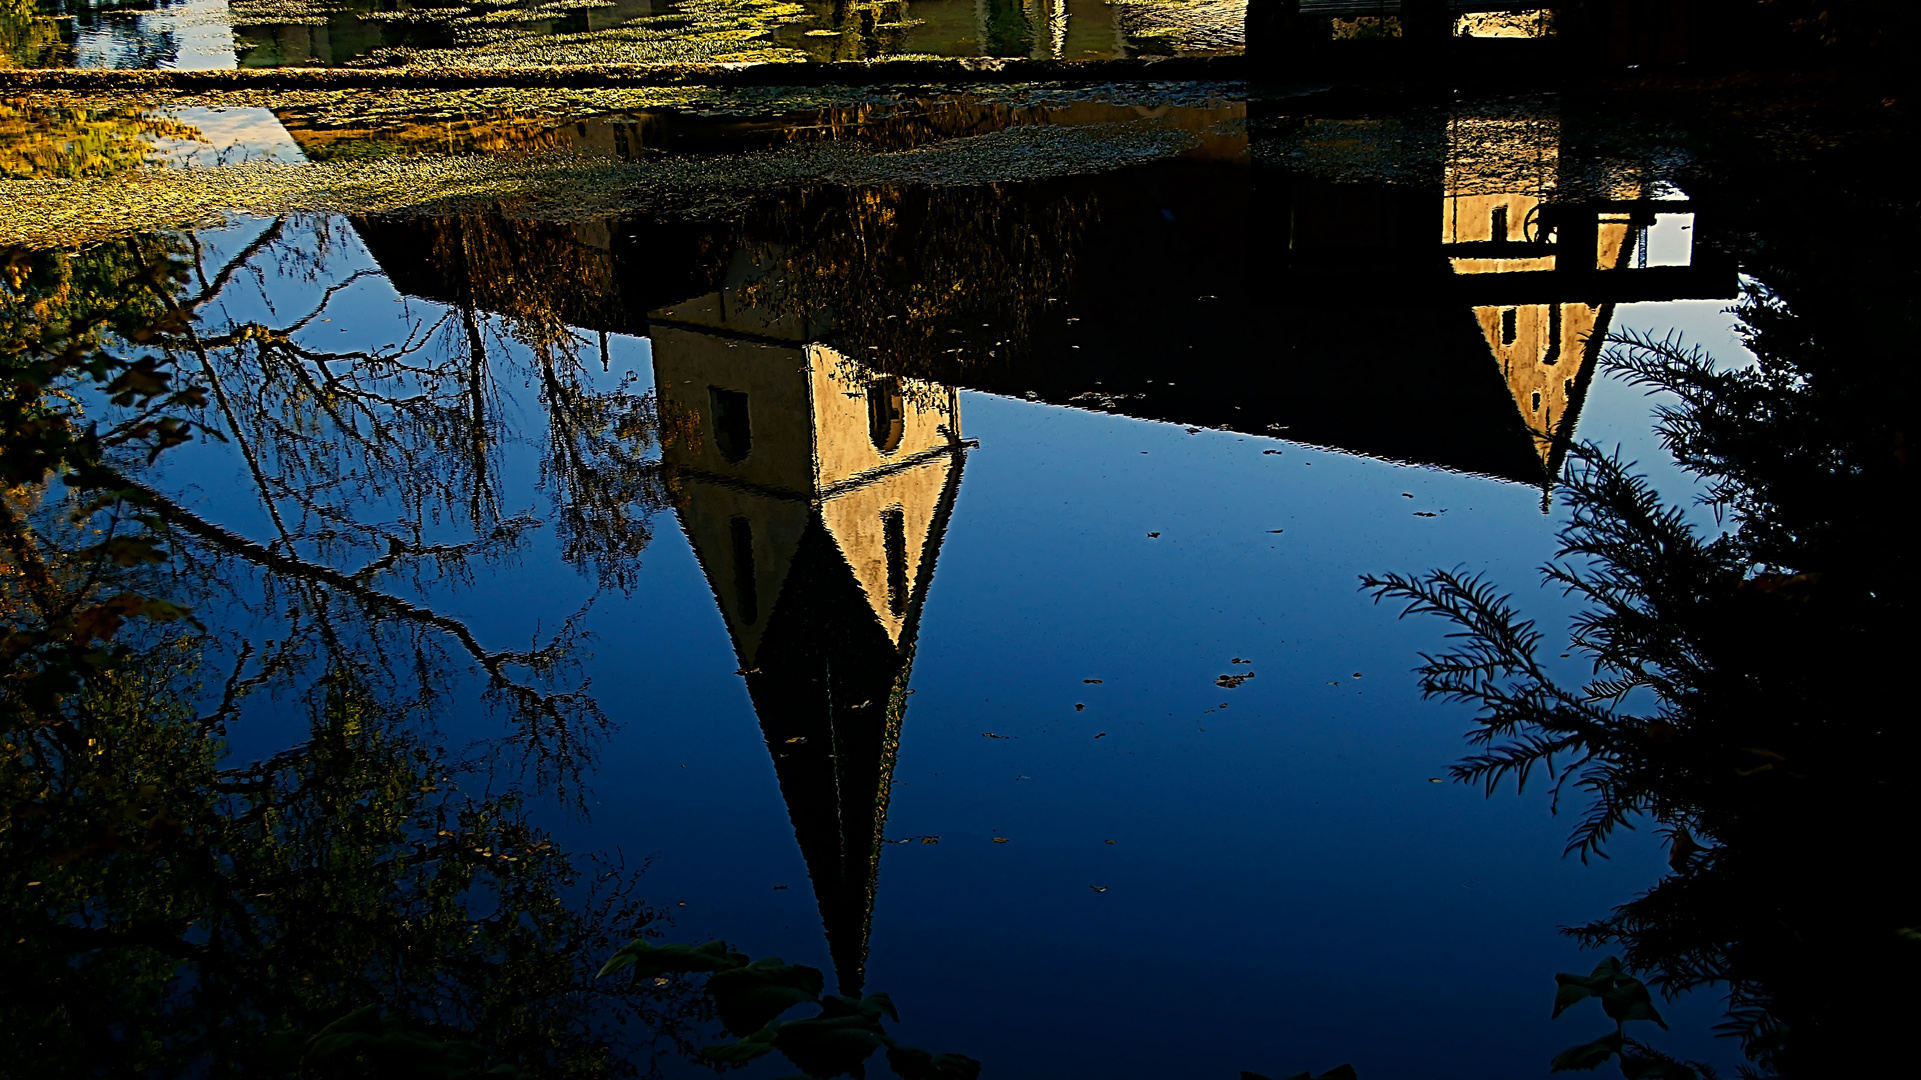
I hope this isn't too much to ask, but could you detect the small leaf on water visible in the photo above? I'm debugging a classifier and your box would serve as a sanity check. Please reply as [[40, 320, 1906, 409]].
[[1090, 885, 1107, 892], [708, 957, 826, 1036], [992, 837, 1009, 843], [1552, 973, 1601, 1018], [597, 938, 747, 981]]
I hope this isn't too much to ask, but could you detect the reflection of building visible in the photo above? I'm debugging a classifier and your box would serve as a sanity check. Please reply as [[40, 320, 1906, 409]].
[[1441, 114, 1638, 474], [652, 280, 964, 995], [1233, 104, 1730, 485], [336, 96, 1730, 492]]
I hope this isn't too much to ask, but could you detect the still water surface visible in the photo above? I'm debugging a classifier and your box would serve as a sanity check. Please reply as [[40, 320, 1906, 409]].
[[7, 78, 1874, 1078]]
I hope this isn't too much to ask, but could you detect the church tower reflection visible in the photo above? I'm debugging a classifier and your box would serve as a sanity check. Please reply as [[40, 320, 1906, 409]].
[[650, 281, 964, 995], [1441, 112, 1641, 477]]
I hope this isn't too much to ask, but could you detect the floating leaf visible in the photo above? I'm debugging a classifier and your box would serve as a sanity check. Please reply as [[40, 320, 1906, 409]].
[[597, 938, 747, 980], [706, 957, 826, 1036]]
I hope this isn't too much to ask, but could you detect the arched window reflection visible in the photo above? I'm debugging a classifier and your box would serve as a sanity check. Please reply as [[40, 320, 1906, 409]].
[[868, 378, 904, 455]]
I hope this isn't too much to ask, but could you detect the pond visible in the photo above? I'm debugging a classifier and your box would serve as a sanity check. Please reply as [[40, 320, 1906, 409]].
[[3, 22, 1914, 1080]]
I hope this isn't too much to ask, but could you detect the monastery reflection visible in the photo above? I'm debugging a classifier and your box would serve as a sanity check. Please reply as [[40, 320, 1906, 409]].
[[331, 95, 1730, 493], [650, 272, 965, 996], [321, 95, 1742, 989]]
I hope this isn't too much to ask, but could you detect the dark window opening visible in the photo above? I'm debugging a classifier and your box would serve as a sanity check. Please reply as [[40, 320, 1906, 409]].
[[730, 516, 758, 625], [1500, 308, 1518, 346], [1490, 204, 1509, 243], [868, 377, 905, 454], [883, 507, 908, 617], [1531, 391, 1542, 412], [710, 387, 751, 463]]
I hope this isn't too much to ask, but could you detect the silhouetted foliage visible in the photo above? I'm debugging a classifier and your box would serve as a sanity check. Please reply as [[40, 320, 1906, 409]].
[[598, 939, 980, 1079], [1365, 274, 1918, 1075], [3, 230, 715, 1078]]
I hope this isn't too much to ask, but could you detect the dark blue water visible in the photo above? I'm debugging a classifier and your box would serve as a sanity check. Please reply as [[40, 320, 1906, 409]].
[[137, 190, 1749, 1075]]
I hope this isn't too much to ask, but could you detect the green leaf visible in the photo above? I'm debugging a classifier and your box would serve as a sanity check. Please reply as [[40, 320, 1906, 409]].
[[1552, 958, 1666, 1030], [1550, 1032, 1623, 1072], [769, 999, 895, 1078], [596, 938, 748, 980], [1595, 974, 1667, 1030], [706, 957, 826, 1036], [1552, 972, 1603, 1018], [1588, 957, 1625, 979]]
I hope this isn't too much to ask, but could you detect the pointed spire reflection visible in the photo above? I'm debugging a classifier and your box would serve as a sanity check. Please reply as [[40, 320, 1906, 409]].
[[1442, 111, 1644, 480], [652, 287, 963, 995]]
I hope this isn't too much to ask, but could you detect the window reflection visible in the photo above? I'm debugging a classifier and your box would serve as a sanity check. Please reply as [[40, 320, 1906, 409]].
[[710, 386, 752, 462]]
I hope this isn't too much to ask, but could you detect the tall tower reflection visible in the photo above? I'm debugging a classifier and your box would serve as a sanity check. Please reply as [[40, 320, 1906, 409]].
[[1441, 112, 1641, 477], [650, 278, 964, 995]]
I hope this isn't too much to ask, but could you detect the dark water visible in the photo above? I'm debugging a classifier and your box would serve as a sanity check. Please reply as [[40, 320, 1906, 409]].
[[3, 75, 1914, 1080]]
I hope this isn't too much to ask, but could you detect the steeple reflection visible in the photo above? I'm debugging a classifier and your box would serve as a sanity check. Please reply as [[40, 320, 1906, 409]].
[[651, 278, 964, 996], [1440, 111, 1639, 476]]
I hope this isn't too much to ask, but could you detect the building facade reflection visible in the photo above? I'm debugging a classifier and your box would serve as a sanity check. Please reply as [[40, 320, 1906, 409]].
[[651, 275, 965, 996], [1441, 110, 1637, 475]]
